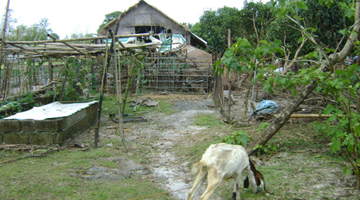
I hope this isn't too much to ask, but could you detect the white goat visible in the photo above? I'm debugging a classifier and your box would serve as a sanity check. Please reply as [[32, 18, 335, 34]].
[[187, 143, 266, 200]]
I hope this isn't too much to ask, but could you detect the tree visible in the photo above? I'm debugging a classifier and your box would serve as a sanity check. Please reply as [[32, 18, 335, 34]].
[[6, 18, 56, 41], [238, 1, 276, 47], [97, 11, 122, 34], [191, 7, 242, 54], [218, 0, 360, 189], [191, 2, 276, 55], [0, 8, 17, 39], [267, 0, 354, 59]]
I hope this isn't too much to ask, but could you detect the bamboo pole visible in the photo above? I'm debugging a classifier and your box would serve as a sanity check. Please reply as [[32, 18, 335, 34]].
[[47, 34, 86, 55], [286, 114, 335, 118], [0, 0, 10, 68], [113, 34, 127, 148], [227, 29, 232, 119], [5, 33, 152, 45], [3, 55, 14, 100], [8, 43, 40, 54], [0, 0, 11, 97], [94, 30, 113, 148]]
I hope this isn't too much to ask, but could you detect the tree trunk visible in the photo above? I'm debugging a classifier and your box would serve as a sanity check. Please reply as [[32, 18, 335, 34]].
[[213, 53, 224, 114]]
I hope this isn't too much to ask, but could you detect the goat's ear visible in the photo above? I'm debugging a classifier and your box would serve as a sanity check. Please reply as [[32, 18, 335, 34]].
[[244, 176, 249, 188]]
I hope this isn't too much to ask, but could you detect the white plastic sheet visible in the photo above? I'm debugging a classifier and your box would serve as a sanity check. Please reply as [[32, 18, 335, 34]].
[[4, 101, 97, 120]]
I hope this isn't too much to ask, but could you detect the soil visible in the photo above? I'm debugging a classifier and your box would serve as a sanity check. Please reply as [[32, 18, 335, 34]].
[[73, 94, 360, 200]]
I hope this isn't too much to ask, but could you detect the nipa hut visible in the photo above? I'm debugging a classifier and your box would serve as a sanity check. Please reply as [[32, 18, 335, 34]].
[[99, 0, 213, 93]]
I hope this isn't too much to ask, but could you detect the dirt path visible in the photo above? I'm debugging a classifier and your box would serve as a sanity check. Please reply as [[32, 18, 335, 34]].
[[130, 99, 216, 199]]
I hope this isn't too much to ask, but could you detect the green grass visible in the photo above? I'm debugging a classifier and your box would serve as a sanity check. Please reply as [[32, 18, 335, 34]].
[[0, 146, 167, 200], [193, 112, 224, 128], [99, 94, 176, 117]]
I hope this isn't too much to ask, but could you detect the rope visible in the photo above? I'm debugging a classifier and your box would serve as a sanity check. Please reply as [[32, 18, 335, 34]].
[[128, 186, 192, 200]]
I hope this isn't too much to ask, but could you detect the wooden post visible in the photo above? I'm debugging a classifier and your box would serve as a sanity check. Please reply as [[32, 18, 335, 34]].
[[227, 29, 232, 119], [213, 53, 224, 114], [0, 0, 10, 60], [228, 29, 231, 48], [94, 30, 114, 148], [0, 0, 11, 96], [48, 61, 53, 82]]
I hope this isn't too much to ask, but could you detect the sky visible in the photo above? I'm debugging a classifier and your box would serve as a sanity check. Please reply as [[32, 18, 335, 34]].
[[0, 0, 261, 39]]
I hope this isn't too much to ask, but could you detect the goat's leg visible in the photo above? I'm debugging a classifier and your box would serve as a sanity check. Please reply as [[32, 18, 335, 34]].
[[187, 168, 207, 200], [200, 169, 222, 200], [234, 175, 244, 200], [232, 183, 239, 200]]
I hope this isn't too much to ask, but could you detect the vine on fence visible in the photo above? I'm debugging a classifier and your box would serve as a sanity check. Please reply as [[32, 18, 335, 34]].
[[52, 57, 94, 101]]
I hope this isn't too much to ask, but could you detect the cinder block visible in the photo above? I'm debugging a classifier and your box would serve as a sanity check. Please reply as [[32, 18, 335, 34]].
[[4, 132, 29, 144], [29, 132, 53, 145], [0, 120, 21, 133], [52, 133, 60, 144], [33, 119, 64, 132], [20, 120, 35, 132]]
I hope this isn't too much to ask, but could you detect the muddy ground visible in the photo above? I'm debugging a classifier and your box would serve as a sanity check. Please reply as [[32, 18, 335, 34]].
[[74, 93, 360, 200]]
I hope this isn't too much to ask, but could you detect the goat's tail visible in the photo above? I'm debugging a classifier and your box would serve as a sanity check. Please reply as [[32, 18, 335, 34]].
[[191, 161, 205, 176]]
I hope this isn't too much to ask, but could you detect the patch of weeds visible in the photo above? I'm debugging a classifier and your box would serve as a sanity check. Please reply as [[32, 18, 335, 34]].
[[0, 146, 169, 200], [193, 112, 224, 128], [255, 151, 349, 199], [101, 95, 176, 118], [99, 95, 119, 115], [97, 160, 118, 168], [83, 148, 116, 159], [222, 130, 252, 146], [253, 143, 279, 155], [156, 100, 177, 115], [69, 158, 92, 169], [100, 138, 124, 147], [81, 180, 169, 200]]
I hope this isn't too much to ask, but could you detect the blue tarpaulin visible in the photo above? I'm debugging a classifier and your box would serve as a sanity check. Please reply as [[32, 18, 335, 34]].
[[251, 100, 280, 116]]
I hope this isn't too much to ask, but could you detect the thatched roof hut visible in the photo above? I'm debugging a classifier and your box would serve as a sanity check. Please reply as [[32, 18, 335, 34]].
[[99, 0, 208, 49]]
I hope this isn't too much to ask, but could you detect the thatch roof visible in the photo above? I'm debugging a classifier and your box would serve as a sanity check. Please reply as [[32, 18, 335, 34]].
[[99, 0, 190, 36]]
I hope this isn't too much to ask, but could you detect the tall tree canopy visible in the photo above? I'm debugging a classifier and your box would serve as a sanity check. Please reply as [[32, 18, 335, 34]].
[[267, 0, 355, 59], [5, 17, 57, 41], [191, 7, 242, 54], [191, 2, 276, 55], [97, 11, 122, 34]]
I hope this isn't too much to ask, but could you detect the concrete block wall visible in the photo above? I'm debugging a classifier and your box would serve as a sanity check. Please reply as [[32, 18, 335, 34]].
[[0, 102, 98, 146]]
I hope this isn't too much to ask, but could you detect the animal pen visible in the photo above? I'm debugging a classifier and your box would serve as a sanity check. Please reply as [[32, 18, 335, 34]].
[[0, 33, 213, 146]]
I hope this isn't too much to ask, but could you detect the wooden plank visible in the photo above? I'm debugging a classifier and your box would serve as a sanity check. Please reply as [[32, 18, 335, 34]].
[[274, 113, 335, 118]]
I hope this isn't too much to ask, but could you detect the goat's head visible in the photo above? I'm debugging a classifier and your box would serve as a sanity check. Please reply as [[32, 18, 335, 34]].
[[244, 159, 266, 193]]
